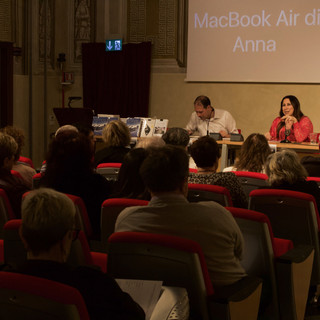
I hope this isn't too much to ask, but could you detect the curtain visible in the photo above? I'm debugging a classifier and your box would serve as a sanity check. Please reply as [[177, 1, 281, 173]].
[[82, 42, 151, 117], [0, 41, 13, 126]]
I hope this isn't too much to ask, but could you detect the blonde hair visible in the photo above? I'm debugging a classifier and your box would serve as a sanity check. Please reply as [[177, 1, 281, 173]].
[[102, 120, 131, 147], [265, 149, 308, 186], [135, 136, 165, 149], [21, 188, 76, 255], [0, 132, 18, 166]]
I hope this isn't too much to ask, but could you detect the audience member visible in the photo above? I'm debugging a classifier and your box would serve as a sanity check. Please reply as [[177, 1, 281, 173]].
[[186, 95, 238, 137], [94, 120, 131, 166], [162, 127, 190, 149], [265, 95, 313, 142], [40, 125, 79, 174], [0, 126, 36, 188], [264, 149, 320, 210], [40, 131, 111, 237], [111, 148, 150, 200], [5, 188, 145, 320], [135, 136, 165, 149], [115, 145, 247, 287], [189, 136, 247, 208], [301, 156, 320, 177], [0, 133, 30, 217], [223, 133, 271, 173]]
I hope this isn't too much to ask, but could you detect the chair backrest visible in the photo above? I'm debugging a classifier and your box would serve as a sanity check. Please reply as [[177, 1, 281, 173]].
[[189, 168, 198, 173], [226, 207, 292, 319], [249, 189, 320, 287], [17, 156, 34, 168], [107, 231, 213, 320], [10, 170, 24, 181], [100, 198, 149, 242], [32, 173, 42, 189], [3, 219, 93, 269], [0, 189, 15, 239], [306, 176, 320, 188], [96, 163, 122, 181], [187, 183, 233, 207], [0, 271, 89, 320], [65, 194, 93, 240], [233, 171, 268, 200]]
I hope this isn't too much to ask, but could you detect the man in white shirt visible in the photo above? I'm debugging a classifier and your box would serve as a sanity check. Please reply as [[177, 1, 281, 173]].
[[186, 95, 238, 137]]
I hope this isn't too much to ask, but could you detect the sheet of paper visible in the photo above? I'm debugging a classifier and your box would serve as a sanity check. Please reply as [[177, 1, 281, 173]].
[[116, 279, 163, 320]]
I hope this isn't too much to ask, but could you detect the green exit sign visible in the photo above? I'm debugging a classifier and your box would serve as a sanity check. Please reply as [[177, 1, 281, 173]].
[[105, 39, 122, 52]]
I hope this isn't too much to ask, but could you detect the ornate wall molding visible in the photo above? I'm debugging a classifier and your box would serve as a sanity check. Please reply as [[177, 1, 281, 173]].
[[127, 0, 187, 72]]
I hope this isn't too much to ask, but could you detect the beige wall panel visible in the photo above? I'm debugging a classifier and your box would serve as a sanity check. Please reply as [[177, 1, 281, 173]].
[[149, 72, 320, 138]]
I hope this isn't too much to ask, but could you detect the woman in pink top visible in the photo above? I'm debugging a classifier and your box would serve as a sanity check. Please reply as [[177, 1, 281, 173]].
[[266, 95, 313, 142]]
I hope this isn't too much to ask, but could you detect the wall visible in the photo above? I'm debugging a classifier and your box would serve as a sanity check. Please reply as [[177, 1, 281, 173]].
[[149, 73, 320, 138]]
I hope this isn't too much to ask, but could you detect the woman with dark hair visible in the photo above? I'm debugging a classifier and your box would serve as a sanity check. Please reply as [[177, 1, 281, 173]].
[[111, 148, 150, 200], [224, 133, 271, 173], [266, 95, 313, 142], [40, 131, 112, 238], [188, 136, 247, 208]]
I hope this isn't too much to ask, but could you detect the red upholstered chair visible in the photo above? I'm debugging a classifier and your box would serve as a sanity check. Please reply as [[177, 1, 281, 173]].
[[189, 168, 198, 173], [31, 172, 42, 189], [187, 183, 233, 207], [3, 219, 107, 273], [96, 163, 122, 181], [307, 176, 320, 188], [17, 156, 34, 168], [227, 207, 314, 320], [0, 271, 89, 319], [100, 198, 149, 243], [248, 189, 320, 299], [107, 231, 262, 320], [233, 171, 268, 200], [65, 194, 93, 240], [0, 189, 15, 239], [10, 170, 23, 181]]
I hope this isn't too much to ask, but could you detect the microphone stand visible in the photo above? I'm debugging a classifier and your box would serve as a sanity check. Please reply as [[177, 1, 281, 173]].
[[280, 129, 291, 143]]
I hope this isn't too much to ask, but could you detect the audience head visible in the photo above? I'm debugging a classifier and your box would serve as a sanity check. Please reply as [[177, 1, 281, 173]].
[[235, 133, 271, 172], [162, 127, 190, 148], [189, 136, 220, 169], [140, 145, 189, 194], [279, 95, 303, 119], [73, 123, 96, 150], [102, 120, 131, 148], [0, 132, 18, 169], [0, 126, 25, 161], [20, 188, 76, 260], [193, 95, 213, 121], [265, 149, 308, 186], [55, 125, 78, 137], [114, 148, 150, 200], [44, 131, 93, 180], [135, 136, 165, 149]]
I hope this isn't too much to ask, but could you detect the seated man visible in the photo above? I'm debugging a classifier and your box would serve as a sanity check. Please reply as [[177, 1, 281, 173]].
[[186, 95, 238, 137], [115, 145, 247, 288], [13, 188, 145, 320], [0, 132, 30, 217]]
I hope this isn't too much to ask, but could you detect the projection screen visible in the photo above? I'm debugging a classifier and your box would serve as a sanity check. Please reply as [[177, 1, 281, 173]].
[[186, 0, 320, 83]]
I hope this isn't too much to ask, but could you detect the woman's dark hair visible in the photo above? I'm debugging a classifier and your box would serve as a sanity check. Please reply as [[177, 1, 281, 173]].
[[41, 131, 94, 187], [235, 133, 271, 172], [276, 95, 304, 138], [112, 148, 150, 200], [189, 136, 220, 168]]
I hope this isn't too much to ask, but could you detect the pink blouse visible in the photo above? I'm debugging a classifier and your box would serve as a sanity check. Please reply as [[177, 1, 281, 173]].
[[269, 116, 313, 142]]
